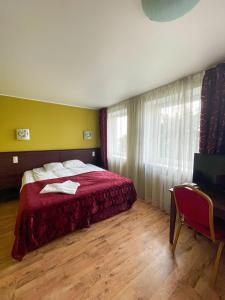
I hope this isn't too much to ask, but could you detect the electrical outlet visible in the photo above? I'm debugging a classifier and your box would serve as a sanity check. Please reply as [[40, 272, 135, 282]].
[[13, 156, 18, 164], [92, 151, 95, 157]]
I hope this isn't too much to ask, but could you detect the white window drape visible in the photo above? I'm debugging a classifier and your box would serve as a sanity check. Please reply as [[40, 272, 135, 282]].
[[107, 72, 204, 212], [107, 102, 128, 175]]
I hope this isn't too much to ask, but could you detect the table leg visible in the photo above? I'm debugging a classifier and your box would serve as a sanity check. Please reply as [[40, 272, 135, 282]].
[[169, 193, 177, 244]]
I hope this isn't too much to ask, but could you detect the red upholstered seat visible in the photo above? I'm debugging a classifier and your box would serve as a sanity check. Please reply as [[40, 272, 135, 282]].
[[173, 186, 225, 241], [184, 217, 225, 240], [172, 185, 225, 285]]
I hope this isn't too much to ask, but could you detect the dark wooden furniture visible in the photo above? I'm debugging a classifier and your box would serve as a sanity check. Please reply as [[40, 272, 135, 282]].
[[169, 186, 225, 244], [0, 148, 101, 201]]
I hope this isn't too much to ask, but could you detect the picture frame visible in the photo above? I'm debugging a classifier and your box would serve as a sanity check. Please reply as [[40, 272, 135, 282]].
[[83, 130, 92, 140]]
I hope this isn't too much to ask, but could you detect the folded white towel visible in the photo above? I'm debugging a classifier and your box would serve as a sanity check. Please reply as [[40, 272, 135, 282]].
[[40, 180, 80, 195]]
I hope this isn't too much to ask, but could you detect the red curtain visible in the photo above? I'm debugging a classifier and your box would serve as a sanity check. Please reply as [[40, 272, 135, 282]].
[[200, 63, 225, 154], [99, 108, 108, 169]]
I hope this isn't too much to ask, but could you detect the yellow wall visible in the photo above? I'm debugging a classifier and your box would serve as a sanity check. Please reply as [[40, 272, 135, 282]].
[[0, 95, 99, 152]]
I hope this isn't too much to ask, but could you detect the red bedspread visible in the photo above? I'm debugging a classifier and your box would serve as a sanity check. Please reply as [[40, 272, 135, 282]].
[[12, 171, 137, 261]]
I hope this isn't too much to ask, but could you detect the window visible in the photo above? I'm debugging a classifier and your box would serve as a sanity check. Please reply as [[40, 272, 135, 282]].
[[107, 72, 203, 212], [107, 105, 127, 160], [143, 86, 201, 170]]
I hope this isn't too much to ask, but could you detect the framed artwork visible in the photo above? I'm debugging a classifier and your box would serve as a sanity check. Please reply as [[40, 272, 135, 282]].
[[16, 129, 30, 140], [83, 130, 92, 140]]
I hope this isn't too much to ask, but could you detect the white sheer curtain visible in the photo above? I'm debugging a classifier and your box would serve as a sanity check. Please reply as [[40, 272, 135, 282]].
[[107, 102, 128, 176], [107, 72, 204, 212]]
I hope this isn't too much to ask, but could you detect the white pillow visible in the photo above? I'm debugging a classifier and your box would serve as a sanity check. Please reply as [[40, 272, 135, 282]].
[[33, 167, 45, 173], [63, 159, 86, 169], [33, 171, 57, 181], [44, 162, 64, 172]]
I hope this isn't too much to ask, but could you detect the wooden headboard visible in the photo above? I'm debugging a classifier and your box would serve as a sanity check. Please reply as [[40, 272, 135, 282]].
[[0, 148, 101, 200]]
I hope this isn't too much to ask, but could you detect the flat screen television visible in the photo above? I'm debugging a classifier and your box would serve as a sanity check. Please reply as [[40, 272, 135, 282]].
[[193, 153, 225, 191]]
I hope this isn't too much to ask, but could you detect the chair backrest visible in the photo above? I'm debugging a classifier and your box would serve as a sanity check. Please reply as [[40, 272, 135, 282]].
[[173, 185, 215, 241]]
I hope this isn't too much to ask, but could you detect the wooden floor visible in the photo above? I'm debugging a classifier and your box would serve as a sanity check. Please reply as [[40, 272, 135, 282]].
[[0, 200, 225, 300]]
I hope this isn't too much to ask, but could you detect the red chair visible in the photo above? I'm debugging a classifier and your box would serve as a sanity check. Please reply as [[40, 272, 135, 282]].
[[172, 185, 225, 285]]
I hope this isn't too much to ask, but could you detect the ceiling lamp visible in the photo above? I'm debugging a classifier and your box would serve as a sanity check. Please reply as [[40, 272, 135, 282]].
[[142, 0, 200, 22]]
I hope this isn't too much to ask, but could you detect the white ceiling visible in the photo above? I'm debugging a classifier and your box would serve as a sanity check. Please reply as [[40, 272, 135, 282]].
[[1, 0, 225, 109]]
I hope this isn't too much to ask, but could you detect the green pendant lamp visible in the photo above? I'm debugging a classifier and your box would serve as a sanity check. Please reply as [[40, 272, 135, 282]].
[[142, 0, 200, 22]]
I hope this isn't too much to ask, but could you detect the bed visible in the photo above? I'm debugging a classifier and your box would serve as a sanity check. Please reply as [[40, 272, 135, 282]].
[[12, 161, 137, 261]]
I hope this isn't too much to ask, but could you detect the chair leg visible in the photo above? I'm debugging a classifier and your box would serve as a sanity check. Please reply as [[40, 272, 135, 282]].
[[172, 221, 182, 255], [212, 241, 225, 286]]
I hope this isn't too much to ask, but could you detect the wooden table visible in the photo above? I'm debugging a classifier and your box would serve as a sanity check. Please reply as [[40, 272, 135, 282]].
[[169, 187, 225, 244]]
